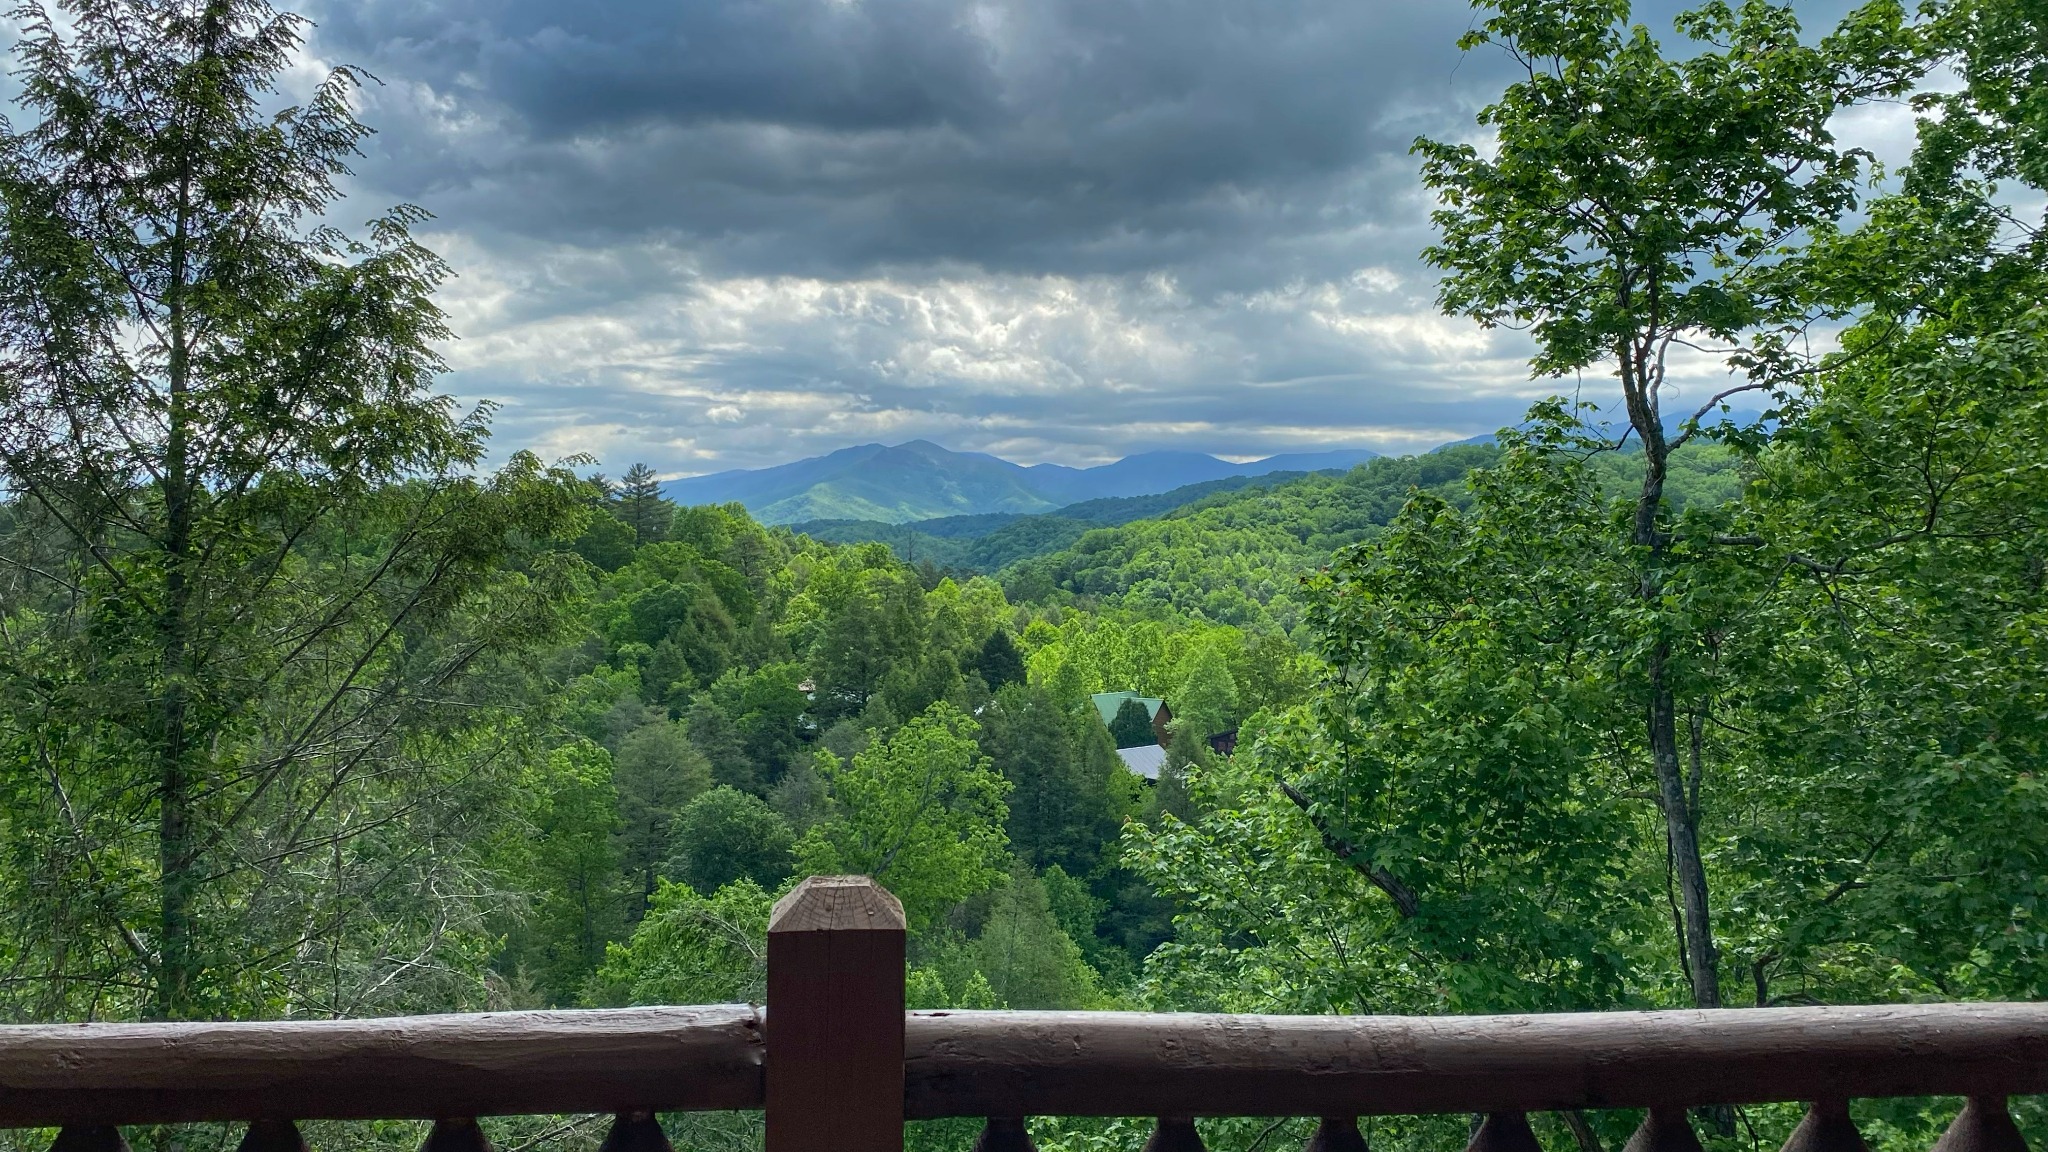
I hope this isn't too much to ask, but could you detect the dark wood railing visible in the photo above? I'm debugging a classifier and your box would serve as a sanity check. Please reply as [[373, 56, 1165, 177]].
[[3, 877, 2043, 1152]]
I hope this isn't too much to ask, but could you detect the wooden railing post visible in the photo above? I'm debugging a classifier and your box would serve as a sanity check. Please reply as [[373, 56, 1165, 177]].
[[766, 875, 907, 1152]]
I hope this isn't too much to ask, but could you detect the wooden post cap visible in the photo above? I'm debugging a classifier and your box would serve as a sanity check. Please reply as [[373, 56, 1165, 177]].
[[769, 875, 906, 933], [764, 874, 906, 1152]]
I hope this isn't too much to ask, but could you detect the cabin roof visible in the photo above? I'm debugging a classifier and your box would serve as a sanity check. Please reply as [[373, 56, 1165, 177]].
[[1116, 744, 1168, 780], [1091, 690, 1166, 726]]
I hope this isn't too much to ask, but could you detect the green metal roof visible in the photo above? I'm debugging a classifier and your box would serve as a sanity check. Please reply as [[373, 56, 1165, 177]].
[[1091, 691, 1164, 727]]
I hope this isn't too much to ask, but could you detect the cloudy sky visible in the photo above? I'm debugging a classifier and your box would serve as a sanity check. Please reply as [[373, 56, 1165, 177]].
[[292, 0, 1879, 475]]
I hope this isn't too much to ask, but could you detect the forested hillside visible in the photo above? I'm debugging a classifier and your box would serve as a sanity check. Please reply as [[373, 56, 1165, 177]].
[[787, 470, 1332, 573], [1, 1, 2046, 1152]]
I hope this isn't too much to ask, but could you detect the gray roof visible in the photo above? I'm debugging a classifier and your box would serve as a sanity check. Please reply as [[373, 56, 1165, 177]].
[[1116, 744, 1168, 781]]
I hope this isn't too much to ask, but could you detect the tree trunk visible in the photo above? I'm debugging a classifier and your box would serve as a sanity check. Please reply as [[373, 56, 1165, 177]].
[[155, 349, 198, 1019], [1649, 649, 1719, 1009], [1626, 354, 1721, 1011], [155, 123, 200, 1020]]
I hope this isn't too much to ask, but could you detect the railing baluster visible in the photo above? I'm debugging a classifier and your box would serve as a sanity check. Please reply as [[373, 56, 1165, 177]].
[[1624, 1108, 1703, 1152], [1144, 1118, 1206, 1152], [1780, 1101, 1867, 1152], [600, 1112, 672, 1152], [971, 1117, 1036, 1152], [1930, 1098, 2030, 1152], [49, 1129, 128, 1152], [1468, 1113, 1542, 1152], [421, 1118, 492, 1152], [237, 1120, 310, 1152], [1305, 1117, 1366, 1152]]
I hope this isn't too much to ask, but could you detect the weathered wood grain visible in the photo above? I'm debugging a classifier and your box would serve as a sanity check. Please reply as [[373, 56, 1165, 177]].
[[901, 1004, 2048, 1118], [768, 874, 905, 934], [8, 999, 2048, 1128], [0, 1006, 763, 1127]]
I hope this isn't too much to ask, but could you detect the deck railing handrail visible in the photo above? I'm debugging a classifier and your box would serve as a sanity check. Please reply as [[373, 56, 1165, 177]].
[[5, 1002, 2048, 1127], [1, 877, 2040, 1152], [903, 1003, 2048, 1119], [0, 1006, 765, 1126]]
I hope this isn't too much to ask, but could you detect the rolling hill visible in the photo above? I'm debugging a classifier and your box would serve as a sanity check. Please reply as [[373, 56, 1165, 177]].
[[788, 471, 1328, 572]]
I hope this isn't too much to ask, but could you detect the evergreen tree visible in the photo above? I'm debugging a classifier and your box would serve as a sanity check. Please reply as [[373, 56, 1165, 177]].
[[1108, 698, 1157, 749], [974, 629, 1027, 691], [0, 0, 585, 1020], [612, 722, 712, 910], [978, 683, 1131, 877], [617, 462, 671, 544], [975, 871, 1102, 1010]]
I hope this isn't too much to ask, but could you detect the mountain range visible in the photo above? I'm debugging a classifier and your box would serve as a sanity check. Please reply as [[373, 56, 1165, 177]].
[[659, 439, 1381, 523]]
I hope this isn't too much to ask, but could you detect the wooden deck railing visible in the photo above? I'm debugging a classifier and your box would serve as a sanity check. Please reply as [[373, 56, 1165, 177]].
[[3, 877, 2043, 1152]]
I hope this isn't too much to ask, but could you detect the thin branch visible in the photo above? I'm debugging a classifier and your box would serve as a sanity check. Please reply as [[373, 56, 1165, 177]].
[[1276, 779, 1420, 919]]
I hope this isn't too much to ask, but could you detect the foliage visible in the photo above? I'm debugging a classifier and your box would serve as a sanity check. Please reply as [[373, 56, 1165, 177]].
[[795, 703, 1013, 928], [977, 683, 1138, 879], [491, 741, 626, 1006], [665, 786, 796, 896], [6, 20, 2048, 1152], [1107, 698, 1157, 750], [1412, 0, 1930, 1011], [589, 879, 773, 1006], [974, 629, 1028, 692], [1002, 448, 1494, 627], [0, 0, 588, 1021], [973, 872, 1106, 1010], [611, 722, 712, 908], [616, 463, 671, 544]]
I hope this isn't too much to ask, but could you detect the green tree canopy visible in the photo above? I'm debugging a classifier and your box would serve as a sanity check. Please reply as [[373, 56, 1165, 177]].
[[589, 879, 772, 1007], [796, 702, 1011, 927], [978, 683, 1135, 878], [665, 786, 796, 896], [1411, 0, 1928, 1010], [617, 463, 672, 544], [492, 742, 625, 1005], [612, 722, 712, 908], [974, 871, 1104, 1010], [0, 0, 586, 1020]]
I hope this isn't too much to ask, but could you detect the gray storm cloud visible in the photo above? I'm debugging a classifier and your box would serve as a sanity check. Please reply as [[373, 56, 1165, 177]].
[[295, 0, 1642, 472]]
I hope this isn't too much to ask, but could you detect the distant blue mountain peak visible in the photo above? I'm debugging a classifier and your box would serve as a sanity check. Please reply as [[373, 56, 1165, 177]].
[[659, 440, 1381, 524]]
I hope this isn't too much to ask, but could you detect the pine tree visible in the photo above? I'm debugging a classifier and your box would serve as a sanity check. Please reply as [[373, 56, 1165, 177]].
[[974, 629, 1027, 691], [0, 0, 586, 1020], [1108, 698, 1157, 749], [618, 462, 672, 544]]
